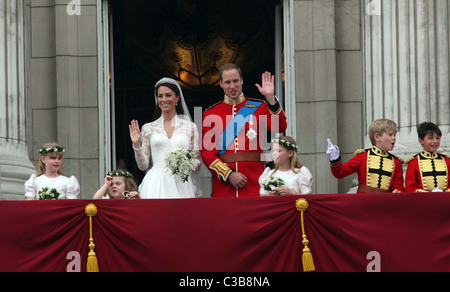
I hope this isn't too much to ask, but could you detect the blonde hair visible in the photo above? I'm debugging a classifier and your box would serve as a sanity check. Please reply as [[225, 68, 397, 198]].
[[38, 142, 64, 176], [270, 136, 303, 178], [368, 119, 398, 145]]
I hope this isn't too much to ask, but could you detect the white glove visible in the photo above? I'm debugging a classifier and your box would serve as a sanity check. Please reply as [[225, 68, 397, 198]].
[[431, 187, 443, 193], [326, 139, 340, 161]]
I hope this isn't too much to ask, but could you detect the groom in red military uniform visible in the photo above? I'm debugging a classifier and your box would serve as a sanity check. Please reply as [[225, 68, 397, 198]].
[[202, 64, 287, 197]]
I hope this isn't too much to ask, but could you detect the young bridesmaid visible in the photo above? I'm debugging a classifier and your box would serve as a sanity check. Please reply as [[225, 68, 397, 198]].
[[93, 170, 141, 199], [24, 142, 80, 200], [259, 136, 313, 196]]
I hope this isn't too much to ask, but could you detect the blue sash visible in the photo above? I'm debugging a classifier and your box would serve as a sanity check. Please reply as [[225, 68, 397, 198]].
[[218, 100, 262, 155]]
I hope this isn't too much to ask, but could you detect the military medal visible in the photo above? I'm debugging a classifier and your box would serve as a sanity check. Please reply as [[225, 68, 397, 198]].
[[245, 115, 256, 141], [246, 128, 257, 141]]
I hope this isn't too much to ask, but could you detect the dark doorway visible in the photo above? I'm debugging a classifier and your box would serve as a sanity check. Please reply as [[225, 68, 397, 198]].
[[110, 0, 280, 183]]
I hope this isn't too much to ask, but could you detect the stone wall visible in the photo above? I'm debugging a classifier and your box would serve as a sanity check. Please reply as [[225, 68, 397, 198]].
[[25, 0, 100, 199], [362, 0, 450, 158]]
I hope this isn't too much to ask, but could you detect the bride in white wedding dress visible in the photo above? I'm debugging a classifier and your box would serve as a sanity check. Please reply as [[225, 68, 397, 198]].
[[129, 78, 202, 199]]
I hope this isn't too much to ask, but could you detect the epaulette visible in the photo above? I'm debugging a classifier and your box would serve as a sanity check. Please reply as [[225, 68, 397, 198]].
[[437, 153, 450, 159], [247, 97, 266, 103], [353, 148, 368, 155], [204, 100, 223, 112], [388, 152, 405, 164], [404, 156, 416, 164], [390, 153, 404, 164]]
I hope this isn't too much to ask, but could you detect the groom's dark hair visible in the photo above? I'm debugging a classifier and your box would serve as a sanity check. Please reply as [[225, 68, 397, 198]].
[[219, 63, 243, 81]]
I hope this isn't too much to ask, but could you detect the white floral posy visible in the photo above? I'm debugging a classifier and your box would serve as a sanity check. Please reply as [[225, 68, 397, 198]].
[[263, 176, 285, 191], [38, 187, 61, 200], [165, 149, 196, 183]]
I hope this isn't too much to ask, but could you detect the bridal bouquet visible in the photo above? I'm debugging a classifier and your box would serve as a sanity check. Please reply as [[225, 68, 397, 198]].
[[165, 149, 196, 183], [38, 187, 60, 200], [263, 176, 285, 195]]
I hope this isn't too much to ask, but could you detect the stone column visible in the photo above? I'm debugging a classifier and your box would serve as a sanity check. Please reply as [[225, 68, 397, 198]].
[[363, 0, 450, 158], [0, 0, 35, 200], [294, 0, 339, 194], [294, 0, 364, 194]]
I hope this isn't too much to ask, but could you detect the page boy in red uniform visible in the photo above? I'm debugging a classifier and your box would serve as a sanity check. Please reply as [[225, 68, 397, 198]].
[[326, 119, 405, 194], [405, 122, 450, 193]]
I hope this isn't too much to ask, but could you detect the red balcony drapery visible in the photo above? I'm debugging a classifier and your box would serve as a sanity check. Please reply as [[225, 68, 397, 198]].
[[1, 193, 450, 272]]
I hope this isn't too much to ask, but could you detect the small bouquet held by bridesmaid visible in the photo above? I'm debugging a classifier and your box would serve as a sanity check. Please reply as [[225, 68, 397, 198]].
[[38, 187, 60, 200], [165, 149, 196, 183], [263, 176, 285, 195]]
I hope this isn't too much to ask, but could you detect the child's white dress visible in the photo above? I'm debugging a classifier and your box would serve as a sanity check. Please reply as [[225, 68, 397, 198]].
[[258, 167, 313, 196], [24, 174, 80, 199]]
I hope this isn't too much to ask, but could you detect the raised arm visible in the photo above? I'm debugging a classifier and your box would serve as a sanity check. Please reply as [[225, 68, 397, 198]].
[[130, 120, 152, 171]]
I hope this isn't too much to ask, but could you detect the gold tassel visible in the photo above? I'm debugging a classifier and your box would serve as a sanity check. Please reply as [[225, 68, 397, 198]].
[[85, 204, 99, 272], [296, 199, 315, 272]]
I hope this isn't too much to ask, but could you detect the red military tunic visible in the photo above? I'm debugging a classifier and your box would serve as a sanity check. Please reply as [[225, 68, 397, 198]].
[[405, 151, 450, 193], [330, 146, 405, 193], [202, 94, 287, 197]]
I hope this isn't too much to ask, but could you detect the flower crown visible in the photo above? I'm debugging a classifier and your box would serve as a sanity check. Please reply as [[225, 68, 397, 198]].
[[271, 139, 299, 152], [38, 146, 65, 155], [106, 170, 134, 178]]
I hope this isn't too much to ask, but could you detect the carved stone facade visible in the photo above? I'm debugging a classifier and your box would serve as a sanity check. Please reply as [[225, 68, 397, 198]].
[[362, 0, 450, 158]]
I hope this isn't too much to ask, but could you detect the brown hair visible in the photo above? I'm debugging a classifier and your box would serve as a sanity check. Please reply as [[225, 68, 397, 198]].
[[219, 63, 243, 81], [108, 169, 138, 193], [124, 176, 138, 192], [38, 142, 64, 176], [270, 136, 303, 177]]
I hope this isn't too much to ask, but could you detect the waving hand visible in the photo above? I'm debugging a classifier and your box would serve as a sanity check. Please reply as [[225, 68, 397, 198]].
[[129, 120, 142, 148], [255, 71, 276, 105]]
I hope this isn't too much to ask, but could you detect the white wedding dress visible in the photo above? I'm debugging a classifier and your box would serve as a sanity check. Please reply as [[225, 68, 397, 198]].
[[133, 115, 202, 199]]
